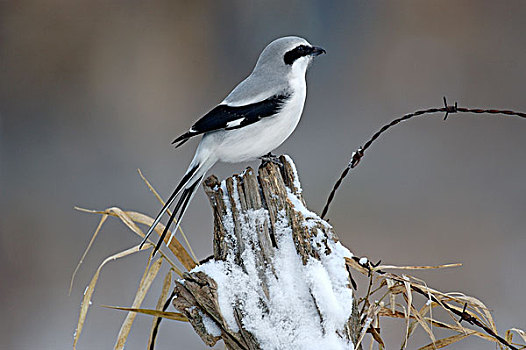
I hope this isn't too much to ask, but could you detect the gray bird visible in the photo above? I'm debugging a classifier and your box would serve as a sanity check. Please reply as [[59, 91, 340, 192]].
[[140, 36, 325, 254]]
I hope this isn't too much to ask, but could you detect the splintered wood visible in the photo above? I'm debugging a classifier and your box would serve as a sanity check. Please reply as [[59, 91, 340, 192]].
[[172, 156, 357, 350]]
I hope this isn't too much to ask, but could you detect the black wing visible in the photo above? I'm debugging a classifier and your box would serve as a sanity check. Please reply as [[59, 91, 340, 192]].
[[172, 93, 290, 147]]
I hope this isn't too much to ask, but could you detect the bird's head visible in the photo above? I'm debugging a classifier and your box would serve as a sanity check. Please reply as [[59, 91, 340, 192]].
[[253, 36, 326, 78]]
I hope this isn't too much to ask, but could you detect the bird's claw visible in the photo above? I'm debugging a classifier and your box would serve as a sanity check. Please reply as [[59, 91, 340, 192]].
[[259, 152, 282, 166]]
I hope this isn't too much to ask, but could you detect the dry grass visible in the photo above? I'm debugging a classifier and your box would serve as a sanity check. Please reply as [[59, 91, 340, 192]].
[[72, 170, 526, 350], [72, 170, 197, 350], [346, 256, 526, 349]]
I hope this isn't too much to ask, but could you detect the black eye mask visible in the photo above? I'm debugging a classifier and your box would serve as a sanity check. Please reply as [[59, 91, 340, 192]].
[[283, 45, 314, 65]]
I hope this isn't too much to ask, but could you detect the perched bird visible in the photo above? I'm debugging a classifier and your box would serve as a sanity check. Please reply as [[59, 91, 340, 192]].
[[140, 36, 325, 254]]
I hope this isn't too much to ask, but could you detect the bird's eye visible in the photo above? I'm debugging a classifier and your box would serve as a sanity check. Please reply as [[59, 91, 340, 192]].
[[283, 45, 312, 65]]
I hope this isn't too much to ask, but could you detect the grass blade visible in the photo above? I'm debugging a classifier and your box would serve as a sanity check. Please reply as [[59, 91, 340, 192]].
[[103, 305, 187, 322], [510, 328, 526, 343], [114, 257, 163, 350], [69, 214, 108, 294], [73, 243, 152, 350], [148, 270, 173, 349], [375, 263, 461, 271], [76, 206, 197, 270], [418, 332, 474, 350]]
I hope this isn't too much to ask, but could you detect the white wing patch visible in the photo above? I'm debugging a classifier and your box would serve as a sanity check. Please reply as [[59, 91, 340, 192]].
[[226, 118, 245, 128]]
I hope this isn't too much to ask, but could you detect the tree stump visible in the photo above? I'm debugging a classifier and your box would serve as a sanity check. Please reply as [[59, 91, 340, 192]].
[[173, 156, 358, 349]]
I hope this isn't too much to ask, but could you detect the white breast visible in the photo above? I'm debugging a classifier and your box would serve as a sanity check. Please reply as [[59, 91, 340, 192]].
[[213, 77, 307, 163]]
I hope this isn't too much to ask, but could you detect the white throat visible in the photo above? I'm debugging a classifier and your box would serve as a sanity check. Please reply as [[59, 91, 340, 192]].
[[289, 56, 311, 83]]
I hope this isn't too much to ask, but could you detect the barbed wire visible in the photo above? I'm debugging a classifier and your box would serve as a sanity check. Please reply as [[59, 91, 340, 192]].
[[321, 97, 526, 219]]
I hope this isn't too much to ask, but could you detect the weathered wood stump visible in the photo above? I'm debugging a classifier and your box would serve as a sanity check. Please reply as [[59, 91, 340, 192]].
[[173, 156, 358, 349]]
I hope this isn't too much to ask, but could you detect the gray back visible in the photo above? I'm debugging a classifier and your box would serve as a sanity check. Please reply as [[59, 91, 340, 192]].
[[223, 36, 311, 105]]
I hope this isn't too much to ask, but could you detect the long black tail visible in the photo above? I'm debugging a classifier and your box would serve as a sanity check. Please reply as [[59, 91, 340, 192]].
[[139, 164, 199, 250], [152, 178, 201, 256]]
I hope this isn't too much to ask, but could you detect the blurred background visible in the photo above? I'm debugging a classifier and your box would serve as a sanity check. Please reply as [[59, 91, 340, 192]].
[[1, 1, 525, 349]]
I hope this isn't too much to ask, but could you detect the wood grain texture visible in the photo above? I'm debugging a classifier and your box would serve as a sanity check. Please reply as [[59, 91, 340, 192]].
[[173, 156, 358, 349]]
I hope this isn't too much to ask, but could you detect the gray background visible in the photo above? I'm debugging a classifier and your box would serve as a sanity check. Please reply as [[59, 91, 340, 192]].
[[1, 1, 525, 349]]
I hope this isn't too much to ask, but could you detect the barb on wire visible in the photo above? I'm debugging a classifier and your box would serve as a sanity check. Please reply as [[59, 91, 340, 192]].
[[352, 260, 521, 350], [321, 97, 526, 219], [409, 284, 519, 350]]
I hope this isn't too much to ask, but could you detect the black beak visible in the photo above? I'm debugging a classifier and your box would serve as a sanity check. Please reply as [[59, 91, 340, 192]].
[[311, 46, 326, 57]]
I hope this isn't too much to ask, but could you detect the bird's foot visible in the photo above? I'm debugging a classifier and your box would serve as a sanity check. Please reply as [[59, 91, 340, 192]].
[[259, 152, 282, 166], [199, 254, 214, 264]]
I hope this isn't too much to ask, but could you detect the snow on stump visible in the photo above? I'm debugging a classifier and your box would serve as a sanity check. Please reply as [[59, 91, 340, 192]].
[[172, 156, 358, 350]]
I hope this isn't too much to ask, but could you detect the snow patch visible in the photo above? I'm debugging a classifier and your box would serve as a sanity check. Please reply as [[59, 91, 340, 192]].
[[200, 311, 222, 337], [192, 177, 354, 350], [283, 155, 303, 194]]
